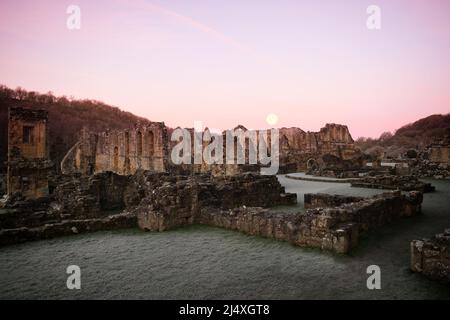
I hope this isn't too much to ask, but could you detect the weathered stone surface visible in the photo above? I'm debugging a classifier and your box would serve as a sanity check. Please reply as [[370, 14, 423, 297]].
[[412, 160, 450, 180], [0, 171, 297, 245], [304, 193, 364, 209], [51, 172, 130, 219], [62, 122, 364, 177], [137, 190, 422, 254], [0, 212, 136, 246], [411, 229, 450, 283], [351, 175, 435, 193], [279, 124, 364, 173], [410, 134, 450, 179], [0, 196, 57, 229], [7, 107, 53, 199], [134, 173, 297, 232], [61, 123, 169, 175]]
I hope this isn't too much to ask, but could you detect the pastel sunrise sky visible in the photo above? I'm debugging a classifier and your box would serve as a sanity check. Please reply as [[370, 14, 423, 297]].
[[0, 0, 449, 138]]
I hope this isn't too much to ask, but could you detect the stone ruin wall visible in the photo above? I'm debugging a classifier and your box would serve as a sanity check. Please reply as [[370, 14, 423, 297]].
[[61, 122, 168, 176], [429, 145, 450, 164], [132, 172, 297, 232], [165, 126, 262, 176], [427, 134, 450, 164], [137, 185, 423, 254], [411, 135, 450, 179], [411, 229, 450, 283], [279, 123, 363, 172], [0, 171, 297, 246], [351, 175, 435, 193], [304, 193, 364, 209], [6, 107, 53, 199], [60, 122, 363, 177]]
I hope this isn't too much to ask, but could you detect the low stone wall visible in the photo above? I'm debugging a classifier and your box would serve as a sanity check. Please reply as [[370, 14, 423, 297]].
[[304, 193, 364, 209], [412, 161, 450, 180], [351, 175, 435, 193], [135, 173, 297, 232], [0, 171, 297, 246], [52, 172, 130, 219], [411, 229, 450, 283], [0, 197, 57, 229], [0, 212, 136, 246], [197, 207, 358, 254], [138, 191, 423, 254]]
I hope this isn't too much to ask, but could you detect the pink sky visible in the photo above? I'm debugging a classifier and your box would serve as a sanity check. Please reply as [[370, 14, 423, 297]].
[[0, 0, 449, 138]]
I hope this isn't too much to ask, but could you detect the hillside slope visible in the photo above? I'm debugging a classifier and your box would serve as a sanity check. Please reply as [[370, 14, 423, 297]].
[[395, 114, 450, 139], [356, 113, 450, 157]]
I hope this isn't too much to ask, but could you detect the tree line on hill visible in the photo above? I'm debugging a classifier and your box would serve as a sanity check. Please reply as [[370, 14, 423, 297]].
[[355, 114, 450, 159]]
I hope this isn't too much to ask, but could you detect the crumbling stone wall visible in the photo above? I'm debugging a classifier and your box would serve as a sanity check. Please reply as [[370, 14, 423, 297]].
[[61, 122, 363, 177], [411, 135, 450, 179], [0, 196, 56, 229], [51, 172, 130, 220], [166, 125, 266, 176], [279, 124, 364, 173], [137, 188, 422, 254], [429, 139, 450, 164], [0, 171, 297, 245], [61, 122, 169, 175], [351, 175, 435, 192], [7, 107, 53, 199], [135, 173, 297, 232], [411, 229, 450, 283], [0, 212, 136, 246], [304, 193, 364, 209]]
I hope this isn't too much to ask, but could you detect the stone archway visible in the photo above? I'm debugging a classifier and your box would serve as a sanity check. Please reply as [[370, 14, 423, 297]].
[[306, 158, 318, 171]]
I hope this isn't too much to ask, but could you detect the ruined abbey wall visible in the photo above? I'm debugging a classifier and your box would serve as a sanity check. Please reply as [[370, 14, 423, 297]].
[[60, 122, 362, 177], [411, 229, 450, 283], [61, 123, 168, 175], [7, 107, 53, 199], [279, 123, 362, 172]]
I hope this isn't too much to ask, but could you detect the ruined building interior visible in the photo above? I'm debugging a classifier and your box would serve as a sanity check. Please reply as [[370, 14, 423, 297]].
[[1, 107, 449, 284]]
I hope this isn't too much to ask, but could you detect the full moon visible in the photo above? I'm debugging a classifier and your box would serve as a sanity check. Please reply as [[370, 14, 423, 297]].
[[266, 113, 279, 126]]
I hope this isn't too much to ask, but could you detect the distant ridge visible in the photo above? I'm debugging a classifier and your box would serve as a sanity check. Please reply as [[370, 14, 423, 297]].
[[395, 114, 450, 139], [356, 113, 450, 157]]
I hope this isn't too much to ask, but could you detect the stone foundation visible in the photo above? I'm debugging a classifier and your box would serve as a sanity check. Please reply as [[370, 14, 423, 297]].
[[0, 171, 297, 246], [0, 212, 136, 246], [0, 196, 56, 229], [134, 173, 297, 232], [51, 172, 131, 219], [411, 229, 450, 283], [412, 161, 450, 180], [137, 190, 423, 254], [304, 193, 364, 209], [351, 175, 435, 193]]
